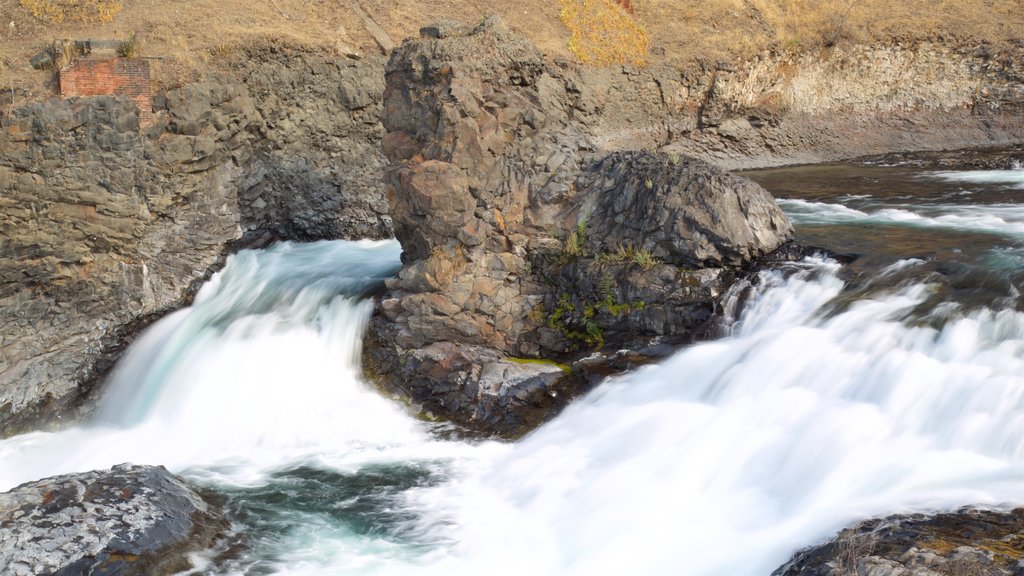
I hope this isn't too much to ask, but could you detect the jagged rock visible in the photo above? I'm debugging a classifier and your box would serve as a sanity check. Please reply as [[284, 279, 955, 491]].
[[0, 48, 393, 436], [232, 48, 392, 240], [574, 151, 793, 267], [364, 18, 794, 436], [773, 508, 1024, 576], [0, 464, 227, 576], [0, 94, 258, 436]]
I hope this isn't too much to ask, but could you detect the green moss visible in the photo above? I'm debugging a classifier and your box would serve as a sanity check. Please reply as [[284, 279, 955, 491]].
[[546, 288, 646, 351]]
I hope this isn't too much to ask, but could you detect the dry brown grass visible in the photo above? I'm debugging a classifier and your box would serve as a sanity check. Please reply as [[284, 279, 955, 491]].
[[19, 0, 123, 24], [560, 0, 649, 66], [1, 0, 1022, 107]]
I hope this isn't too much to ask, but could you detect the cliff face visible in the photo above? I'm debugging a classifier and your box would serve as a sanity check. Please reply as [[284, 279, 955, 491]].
[[0, 92, 256, 436], [0, 51, 390, 436], [1, 21, 1023, 436], [576, 42, 1024, 169]]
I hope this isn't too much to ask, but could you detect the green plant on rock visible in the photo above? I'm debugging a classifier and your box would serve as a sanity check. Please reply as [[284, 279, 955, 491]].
[[546, 289, 646, 350], [563, 219, 588, 259], [594, 242, 659, 270]]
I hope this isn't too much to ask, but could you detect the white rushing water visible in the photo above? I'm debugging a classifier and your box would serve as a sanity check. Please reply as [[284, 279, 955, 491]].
[[777, 199, 1024, 238], [0, 238, 1022, 575], [933, 167, 1024, 189]]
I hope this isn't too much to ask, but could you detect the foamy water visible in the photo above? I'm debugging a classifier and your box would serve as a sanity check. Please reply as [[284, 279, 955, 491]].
[[1, 166, 1023, 575]]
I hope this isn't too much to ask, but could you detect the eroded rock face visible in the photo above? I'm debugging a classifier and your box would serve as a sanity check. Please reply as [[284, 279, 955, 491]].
[[0, 49, 393, 436], [774, 508, 1024, 576], [365, 18, 794, 436], [232, 48, 392, 240], [0, 464, 227, 576], [0, 93, 258, 436]]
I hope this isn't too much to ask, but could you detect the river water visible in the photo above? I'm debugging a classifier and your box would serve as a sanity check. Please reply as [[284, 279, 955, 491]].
[[0, 151, 1022, 575]]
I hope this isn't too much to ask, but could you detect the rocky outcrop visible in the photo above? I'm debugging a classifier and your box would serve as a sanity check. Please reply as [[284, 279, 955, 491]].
[[0, 464, 227, 576], [0, 92, 259, 436], [574, 42, 1024, 170], [774, 508, 1024, 576], [576, 152, 792, 267], [364, 18, 793, 436], [230, 47, 392, 240], [0, 48, 392, 436]]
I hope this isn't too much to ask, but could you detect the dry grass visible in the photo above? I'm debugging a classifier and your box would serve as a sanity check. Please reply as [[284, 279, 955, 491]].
[[1, 0, 1022, 107], [560, 0, 649, 66], [19, 0, 123, 24]]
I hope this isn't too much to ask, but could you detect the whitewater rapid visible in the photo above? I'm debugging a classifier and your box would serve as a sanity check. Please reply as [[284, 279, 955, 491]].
[[0, 166, 1022, 575]]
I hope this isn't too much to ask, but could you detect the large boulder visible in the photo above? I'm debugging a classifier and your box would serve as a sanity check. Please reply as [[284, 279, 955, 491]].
[[575, 151, 793, 267], [364, 17, 795, 437], [0, 464, 227, 576]]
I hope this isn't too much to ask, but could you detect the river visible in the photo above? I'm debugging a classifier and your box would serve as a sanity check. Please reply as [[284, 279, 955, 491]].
[[1, 150, 1022, 575]]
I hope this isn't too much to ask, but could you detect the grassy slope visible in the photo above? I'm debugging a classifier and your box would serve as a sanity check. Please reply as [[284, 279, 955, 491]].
[[1, 0, 1022, 107]]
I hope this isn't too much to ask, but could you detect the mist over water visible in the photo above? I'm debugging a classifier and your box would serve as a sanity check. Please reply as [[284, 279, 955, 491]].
[[0, 160, 1022, 575]]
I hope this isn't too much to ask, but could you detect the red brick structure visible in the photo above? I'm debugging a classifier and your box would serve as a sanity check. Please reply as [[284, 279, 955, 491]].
[[59, 58, 153, 128]]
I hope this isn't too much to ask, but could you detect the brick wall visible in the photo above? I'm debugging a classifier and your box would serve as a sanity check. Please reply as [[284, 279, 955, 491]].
[[60, 58, 153, 128]]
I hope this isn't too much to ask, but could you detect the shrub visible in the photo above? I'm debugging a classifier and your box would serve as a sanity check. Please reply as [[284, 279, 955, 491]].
[[20, 0, 124, 24], [560, 0, 649, 67], [118, 33, 138, 57]]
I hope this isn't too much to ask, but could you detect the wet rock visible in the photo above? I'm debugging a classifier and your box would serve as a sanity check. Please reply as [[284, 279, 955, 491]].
[[0, 464, 227, 576], [774, 507, 1024, 576]]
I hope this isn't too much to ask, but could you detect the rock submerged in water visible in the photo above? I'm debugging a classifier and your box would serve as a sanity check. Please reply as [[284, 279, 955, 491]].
[[774, 508, 1024, 576], [0, 464, 227, 576], [364, 17, 796, 437]]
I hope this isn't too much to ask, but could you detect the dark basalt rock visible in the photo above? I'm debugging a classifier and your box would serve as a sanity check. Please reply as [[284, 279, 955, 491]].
[[575, 151, 793, 268], [0, 464, 228, 576], [0, 49, 393, 437], [364, 17, 795, 437], [773, 507, 1024, 576]]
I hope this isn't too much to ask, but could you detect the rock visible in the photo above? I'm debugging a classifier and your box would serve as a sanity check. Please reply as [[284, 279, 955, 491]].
[[232, 48, 392, 241], [575, 151, 793, 267], [0, 94, 256, 436], [363, 19, 795, 437], [0, 48, 393, 436], [773, 508, 1024, 576], [0, 464, 227, 576]]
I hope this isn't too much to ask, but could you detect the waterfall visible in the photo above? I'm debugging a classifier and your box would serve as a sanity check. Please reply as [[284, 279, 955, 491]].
[[0, 238, 1020, 575]]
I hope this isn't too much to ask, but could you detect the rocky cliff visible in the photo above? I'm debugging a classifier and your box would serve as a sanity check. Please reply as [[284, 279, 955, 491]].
[[364, 19, 794, 436], [576, 42, 1024, 169], [0, 49, 390, 436], [2, 17, 1023, 437]]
